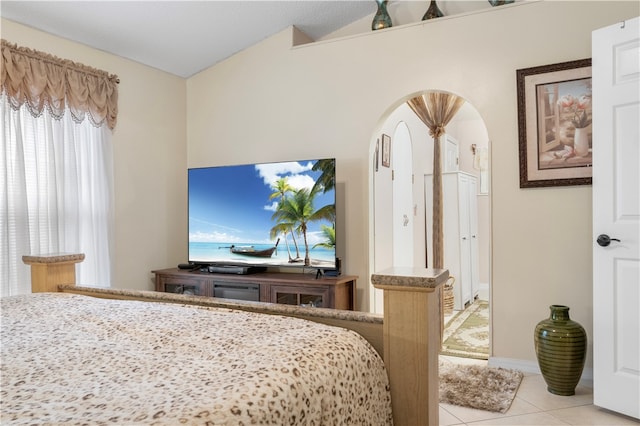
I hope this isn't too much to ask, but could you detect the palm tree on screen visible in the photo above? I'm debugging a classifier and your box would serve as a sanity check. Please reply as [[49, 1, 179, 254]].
[[272, 187, 333, 266], [311, 158, 336, 250], [311, 158, 335, 194], [269, 178, 301, 261], [313, 225, 335, 250]]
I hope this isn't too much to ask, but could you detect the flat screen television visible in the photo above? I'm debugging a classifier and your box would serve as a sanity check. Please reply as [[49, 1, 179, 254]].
[[188, 158, 336, 271]]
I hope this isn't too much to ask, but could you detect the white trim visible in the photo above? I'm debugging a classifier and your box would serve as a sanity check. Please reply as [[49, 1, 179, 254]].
[[489, 357, 593, 388], [477, 282, 489, 301]]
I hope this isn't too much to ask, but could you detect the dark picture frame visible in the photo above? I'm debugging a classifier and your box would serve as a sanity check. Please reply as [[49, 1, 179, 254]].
[[381, 134, 391, 168], [516, 58, 592, 188]]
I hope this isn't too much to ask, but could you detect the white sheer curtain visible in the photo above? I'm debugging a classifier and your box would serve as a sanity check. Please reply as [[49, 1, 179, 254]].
[[1, 95, 113, 296]]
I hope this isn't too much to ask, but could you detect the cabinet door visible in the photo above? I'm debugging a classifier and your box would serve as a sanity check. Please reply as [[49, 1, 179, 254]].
[[442, 135, 460, 172], [159, 276, 211, 296], [425, 173, 465, 310], [458, 174, 473, 306], [271, 284, 330, 308], [468, 177, 480, 299]]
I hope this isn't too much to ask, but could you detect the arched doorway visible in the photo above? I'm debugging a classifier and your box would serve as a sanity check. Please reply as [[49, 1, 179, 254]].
[[369, 90, 492, 357]]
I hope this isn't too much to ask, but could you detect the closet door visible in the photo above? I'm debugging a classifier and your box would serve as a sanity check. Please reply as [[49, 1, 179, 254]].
[[442, 135, 459, 172], [425, 171, 478, 311], [458, 174, 472, 306], [446, 174, 465, 310], [468, 177, 480, 299], [426, 173, 461, 310]]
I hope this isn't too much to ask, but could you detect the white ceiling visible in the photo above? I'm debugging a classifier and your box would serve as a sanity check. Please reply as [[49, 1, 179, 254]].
[[1, 1, 376, 78]]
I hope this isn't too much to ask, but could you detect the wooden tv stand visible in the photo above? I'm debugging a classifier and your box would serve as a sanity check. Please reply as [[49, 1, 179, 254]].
[[152, 268, 357, 310]]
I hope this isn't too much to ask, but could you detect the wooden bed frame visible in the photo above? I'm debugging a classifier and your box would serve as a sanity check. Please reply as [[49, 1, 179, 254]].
[[23, 253, 448, 426]]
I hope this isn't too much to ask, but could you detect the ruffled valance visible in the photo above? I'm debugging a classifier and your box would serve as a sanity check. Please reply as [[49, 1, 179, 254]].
[[1, 39, 119, 130]]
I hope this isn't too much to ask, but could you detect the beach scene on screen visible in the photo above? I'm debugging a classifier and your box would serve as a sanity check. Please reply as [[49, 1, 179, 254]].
[[189, 159, 336, 268]]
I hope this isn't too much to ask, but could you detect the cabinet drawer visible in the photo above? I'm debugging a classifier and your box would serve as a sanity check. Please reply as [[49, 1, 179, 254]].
[[213, 281, 260, 302], [158, 276, 211, 297], [270, 284, 330, 308]]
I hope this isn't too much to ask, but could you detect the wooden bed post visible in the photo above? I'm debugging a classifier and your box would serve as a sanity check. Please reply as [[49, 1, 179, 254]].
[[371, 267, 448, 426], [22, 253, 84, 293]]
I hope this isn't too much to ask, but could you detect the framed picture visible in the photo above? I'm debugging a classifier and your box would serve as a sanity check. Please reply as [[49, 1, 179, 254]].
[[516, 58, 592, 188], [381, 134, 391, 168]]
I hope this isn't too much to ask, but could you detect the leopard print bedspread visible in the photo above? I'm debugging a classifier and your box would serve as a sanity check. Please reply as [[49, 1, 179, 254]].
[[1, 293, 393, 425]]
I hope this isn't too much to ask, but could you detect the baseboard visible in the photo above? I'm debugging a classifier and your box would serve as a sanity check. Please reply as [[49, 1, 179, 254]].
[[477, 282, 489, 301], [489, 357, 593, 388]]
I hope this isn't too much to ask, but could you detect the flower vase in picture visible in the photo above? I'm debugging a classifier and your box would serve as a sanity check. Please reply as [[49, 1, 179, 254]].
[[558, 93, 592, 158], [372, 0, 392, 30], [573, 126, 590, 157], [534, 305, 587, 396]]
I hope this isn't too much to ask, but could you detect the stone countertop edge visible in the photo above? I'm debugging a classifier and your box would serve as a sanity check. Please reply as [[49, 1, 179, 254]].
[[58, 285, 383, 324], [22, 253, 86, 264], [370, 267, 449, 288]]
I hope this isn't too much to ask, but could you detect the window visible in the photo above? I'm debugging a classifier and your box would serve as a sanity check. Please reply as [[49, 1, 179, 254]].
[[1, 97, 113, 296]]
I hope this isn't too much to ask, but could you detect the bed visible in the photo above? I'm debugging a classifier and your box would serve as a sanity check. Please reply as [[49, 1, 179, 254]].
[[1, 292, 392, 425], [6, 254, 448, 425]]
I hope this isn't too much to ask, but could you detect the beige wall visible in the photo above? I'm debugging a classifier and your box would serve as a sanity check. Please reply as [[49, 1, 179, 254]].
[[4, 1, 638, 370], [2, 18, 188, 291], [187, 1, 639, 368]]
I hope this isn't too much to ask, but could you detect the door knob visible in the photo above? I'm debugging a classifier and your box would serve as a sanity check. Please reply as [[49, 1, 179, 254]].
[[597, 234, 621, 247]]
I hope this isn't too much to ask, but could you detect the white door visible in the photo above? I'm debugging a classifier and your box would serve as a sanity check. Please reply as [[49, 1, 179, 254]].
[[443, 135, 459, 172], [592, 16, 640, 420], [468, 177, 480, 299], [392, 122, 414, 267], [459, 174, 472, 306]]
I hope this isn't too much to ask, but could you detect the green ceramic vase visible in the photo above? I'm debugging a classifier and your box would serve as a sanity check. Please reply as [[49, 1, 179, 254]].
[[534, 305, 587, 395], [372, 0, 392, 30], [423, 0, 444, 20]]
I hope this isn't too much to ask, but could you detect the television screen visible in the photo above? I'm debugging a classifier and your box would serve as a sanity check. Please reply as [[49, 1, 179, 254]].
[[188, 158, 336, 270]]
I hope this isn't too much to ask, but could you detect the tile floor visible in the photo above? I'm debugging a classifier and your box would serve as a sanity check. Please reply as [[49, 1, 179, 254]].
[[439, 356, 640, 426]]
